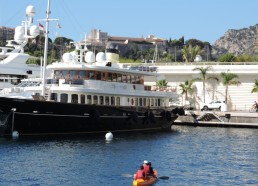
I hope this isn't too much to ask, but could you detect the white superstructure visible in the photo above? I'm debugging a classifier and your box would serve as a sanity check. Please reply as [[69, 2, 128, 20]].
[[0, 5, 41, 90]]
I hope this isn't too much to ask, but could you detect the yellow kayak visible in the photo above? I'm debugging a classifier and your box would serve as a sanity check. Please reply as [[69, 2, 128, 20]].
[[133, 170, 158, 186]]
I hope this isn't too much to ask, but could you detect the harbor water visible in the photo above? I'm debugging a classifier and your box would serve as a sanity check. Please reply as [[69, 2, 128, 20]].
[[0, 126, 258, 186]]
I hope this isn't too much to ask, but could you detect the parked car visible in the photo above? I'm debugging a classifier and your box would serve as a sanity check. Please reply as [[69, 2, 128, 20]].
[[201, 100, 224, 111]]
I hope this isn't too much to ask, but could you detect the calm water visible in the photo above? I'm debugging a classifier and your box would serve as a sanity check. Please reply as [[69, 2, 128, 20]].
[[0, 126, 258, 186]]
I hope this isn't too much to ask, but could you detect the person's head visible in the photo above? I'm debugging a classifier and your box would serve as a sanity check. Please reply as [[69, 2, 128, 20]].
[[140, 165, 144, 170], [148, 162, 152, 166]]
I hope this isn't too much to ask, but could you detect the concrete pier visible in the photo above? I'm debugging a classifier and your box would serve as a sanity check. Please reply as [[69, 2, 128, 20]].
[[174, 110, 258, 129]]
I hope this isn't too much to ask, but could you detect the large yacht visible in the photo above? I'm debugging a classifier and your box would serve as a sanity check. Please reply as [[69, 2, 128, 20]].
[[0, 1, 184, 137]]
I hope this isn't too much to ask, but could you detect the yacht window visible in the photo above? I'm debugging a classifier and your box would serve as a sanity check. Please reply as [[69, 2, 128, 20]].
[[105, 96, 109, 105], [116, 97, 120, 106], [117, 74, 122, 82], [143, 98, 146, 106], [158, 99, 161, 106], [89, 71, 95, 80], [131, 76, 136, 84], [111, 96, 115, 106], [112, 73, 117, 82], [60, 93, 68, 103], [107, 73, 112, 81], [87, 95, 92, 104], [54, 71, 60, 79], [122, 74, 127, 83], [79, 71, 86, 79], [62, 70, 68, 79], [140, 76, 144, 84], [100, 96, 104, 105], [93, 95, 98, 104], [70, 70, 77, 79], [101, 72, 106, 81], [81, 94, 85, 104], [139, 98, 143, 106], [135, 98, 138, 106], [136, 76, 140, 84], [147, 98, 150, 106], [127, 75, 131, 83], [50, 93, 58, 101], [72, 94, 78, 103], [96, 71, 101, 80]]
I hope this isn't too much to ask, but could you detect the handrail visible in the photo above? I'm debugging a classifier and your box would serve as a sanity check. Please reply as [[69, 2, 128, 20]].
[[122, 62, 258, 66]]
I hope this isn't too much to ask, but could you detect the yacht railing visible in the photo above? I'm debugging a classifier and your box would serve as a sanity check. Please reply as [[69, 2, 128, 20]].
[[122, 62, 258, 67]]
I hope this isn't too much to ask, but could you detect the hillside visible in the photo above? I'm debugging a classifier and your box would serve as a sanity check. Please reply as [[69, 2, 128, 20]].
[[213, 24, 258, 57]]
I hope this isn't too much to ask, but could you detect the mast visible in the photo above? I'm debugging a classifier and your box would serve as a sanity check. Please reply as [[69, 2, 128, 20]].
[[38, 0, 59, 96], [42, 0, 50, 96]]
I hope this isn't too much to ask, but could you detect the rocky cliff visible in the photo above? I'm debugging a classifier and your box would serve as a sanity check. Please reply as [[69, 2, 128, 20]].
[[213, 24, 258, 57]]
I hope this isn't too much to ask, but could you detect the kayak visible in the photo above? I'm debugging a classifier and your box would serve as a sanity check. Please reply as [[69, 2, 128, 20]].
[[133, 170, 158, 186]]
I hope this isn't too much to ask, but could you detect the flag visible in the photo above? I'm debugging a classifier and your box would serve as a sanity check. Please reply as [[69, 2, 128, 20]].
[[57, 23, 61, 29], [39, 23, 44, 31]]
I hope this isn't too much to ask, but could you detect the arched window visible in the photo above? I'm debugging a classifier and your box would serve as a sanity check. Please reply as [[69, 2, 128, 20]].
[[50, 93, 58, 101], [71, 94, 78, 103], [93, 95, 98, 104], [111, 96, 115, 105], [116, 97, 120, 106], [87, 95, 92, 104], [60, 93, 68, 103], [81, 94, 85, 104]]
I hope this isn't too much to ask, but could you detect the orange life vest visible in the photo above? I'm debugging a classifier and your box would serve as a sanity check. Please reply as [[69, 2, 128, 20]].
[[135, 169, 145, 180]]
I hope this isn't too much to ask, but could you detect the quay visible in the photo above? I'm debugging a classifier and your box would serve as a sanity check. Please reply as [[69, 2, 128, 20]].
[[174, 110, 258, 129]]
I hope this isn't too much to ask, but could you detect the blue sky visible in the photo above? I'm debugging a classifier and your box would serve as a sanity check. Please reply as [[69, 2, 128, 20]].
[[0, 0, 257, 44]]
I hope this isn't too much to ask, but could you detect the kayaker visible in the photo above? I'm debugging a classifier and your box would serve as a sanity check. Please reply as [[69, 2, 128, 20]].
[[134, 165, 146, 180], [143, 160, 150, 176], [148, 162, 156, 177]]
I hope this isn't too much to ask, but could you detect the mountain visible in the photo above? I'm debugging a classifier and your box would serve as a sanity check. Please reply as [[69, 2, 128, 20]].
[[212, 24, 258, 58]]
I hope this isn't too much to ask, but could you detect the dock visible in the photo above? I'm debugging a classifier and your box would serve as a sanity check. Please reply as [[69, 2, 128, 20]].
[[174, 110, 258, 129]]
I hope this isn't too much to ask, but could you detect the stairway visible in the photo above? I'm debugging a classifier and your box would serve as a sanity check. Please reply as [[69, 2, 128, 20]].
[[197, 112, 226, 122]]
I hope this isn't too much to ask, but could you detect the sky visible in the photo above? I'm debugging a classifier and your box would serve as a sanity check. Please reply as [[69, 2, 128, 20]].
[[0, 0, 258, 44]]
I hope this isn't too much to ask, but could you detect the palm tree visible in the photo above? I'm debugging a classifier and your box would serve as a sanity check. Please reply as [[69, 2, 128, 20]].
[[251, 79, 258, 99], [181, 46, 190, 62], [251, 79, 258, 93], [179, 79, 195, 101], [192, 66, 218, 103], [156, 79, 168, 90], [189, 45, 202, 62], [220, 71, 241, 103], [181, 45, 202, 62]]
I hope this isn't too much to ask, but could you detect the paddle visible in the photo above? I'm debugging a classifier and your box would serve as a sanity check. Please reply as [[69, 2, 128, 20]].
[[122, 174, 169, 180]]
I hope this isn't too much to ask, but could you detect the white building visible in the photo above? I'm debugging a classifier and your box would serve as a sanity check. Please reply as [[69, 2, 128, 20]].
[[144, 62, 258, 111]]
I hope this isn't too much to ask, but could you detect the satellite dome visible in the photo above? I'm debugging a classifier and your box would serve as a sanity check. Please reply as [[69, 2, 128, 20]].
[[194, 55, 202, 62], [85, 51, 94, 63], [96, 52, 106, 63], [15, 26, 25, 34], [26, 5, 36, 17], [30, 25, 39, 37], [14, 26, 25, 42], [62, 53, 72, 63]]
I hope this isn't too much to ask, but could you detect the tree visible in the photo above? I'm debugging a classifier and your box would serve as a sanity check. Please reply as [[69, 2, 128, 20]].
[[181, 45, 202, 62], [220, 71, 241, 103], [251, 79, 258, 100], [181, 45, 190, 62], [219, 53, 235, 62], [251, 79, 258, 93], [156, 79, 168, 89], [193, 66, 219, 103], [189, 45, 201, 62], [179, 79, 195, 101]]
